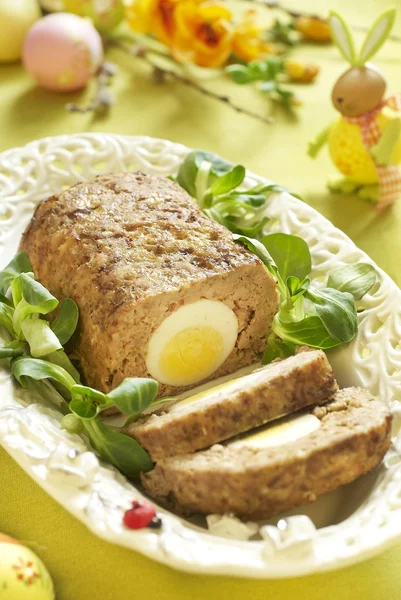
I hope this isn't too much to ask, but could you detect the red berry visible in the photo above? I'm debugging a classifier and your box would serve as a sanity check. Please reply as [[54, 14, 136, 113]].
[[123, 502, 157, 529]]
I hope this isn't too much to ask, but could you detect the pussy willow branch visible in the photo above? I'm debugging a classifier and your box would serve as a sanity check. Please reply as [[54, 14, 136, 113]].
[[252, 0, 313, 19], [110, 40, 275, 125], [246, 0, 401, 43], [66, 62, 118, 113]]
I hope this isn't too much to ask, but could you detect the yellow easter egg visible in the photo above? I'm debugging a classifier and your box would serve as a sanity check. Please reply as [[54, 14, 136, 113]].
[[0, 0, 41, 63], [64, 0, 125, 33], [328, 109, 401, 184], [0, 537, 54, 599]]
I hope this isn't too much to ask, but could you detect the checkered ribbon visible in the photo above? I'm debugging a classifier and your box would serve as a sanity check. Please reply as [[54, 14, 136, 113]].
[[345, 94, 401, 211]]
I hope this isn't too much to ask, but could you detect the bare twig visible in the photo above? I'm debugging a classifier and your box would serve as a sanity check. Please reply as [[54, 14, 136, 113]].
[[246, 0, 401, 42], [111, 40, 275, 125], [254, 0, 311, 19], [66, 62, 118, 114]]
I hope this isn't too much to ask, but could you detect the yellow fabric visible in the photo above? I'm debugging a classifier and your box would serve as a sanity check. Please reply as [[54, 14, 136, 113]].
[[1, 0, 401, 598]]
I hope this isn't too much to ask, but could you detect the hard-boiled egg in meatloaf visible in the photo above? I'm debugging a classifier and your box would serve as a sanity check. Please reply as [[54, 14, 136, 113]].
[[146, 299, 238, 387]]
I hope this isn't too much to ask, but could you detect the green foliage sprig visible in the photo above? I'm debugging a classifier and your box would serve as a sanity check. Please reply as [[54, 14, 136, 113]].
[[0, 254, 164, 479], [226, 57, 297, 108]]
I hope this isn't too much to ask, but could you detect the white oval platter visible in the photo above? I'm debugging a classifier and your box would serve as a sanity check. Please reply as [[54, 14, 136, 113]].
[[0, 133, 401, 579]]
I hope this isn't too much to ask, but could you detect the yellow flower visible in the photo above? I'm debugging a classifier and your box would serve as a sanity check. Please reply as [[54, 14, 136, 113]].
[[126, 0, 181, 46], [233, 11, 275, 62], [285, 59, 320, 83], [171, 1, 234, 68], [295, 16, 331, 42]]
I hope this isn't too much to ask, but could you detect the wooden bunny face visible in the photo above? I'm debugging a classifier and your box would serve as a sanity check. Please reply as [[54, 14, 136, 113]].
[[332, 65, 386, 117], [329, 9, 396, 117]]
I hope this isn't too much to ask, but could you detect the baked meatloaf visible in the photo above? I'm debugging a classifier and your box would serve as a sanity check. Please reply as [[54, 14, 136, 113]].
[[141, 388, 392, 519], [128, 349, 338, 460], [20, 173, 279, 396]]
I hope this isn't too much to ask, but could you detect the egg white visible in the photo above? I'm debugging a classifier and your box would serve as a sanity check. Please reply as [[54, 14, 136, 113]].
[[146, 299, 238, 386]]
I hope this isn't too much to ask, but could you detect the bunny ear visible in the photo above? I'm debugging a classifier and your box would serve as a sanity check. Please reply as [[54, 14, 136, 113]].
[[357, 8, 396, 65], [328, 11, 357, 65]]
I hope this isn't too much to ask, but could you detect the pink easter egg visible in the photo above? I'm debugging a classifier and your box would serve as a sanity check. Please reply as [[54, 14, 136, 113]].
[[23, 12, 103, 92]]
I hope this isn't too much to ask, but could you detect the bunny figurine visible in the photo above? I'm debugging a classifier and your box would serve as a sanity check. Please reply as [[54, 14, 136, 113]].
[[308, 9, 401, 211]]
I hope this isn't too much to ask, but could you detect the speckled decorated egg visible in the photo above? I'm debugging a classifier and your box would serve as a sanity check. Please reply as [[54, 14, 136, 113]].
[[0, 534, 54, 599], [64, 0, 125, 33], [0, 0, 41, 63], [23, 12, 103, 92]]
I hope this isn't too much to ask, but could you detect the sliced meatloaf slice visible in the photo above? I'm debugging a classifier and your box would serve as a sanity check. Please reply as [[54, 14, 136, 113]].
[[141, 388, 392, 519], [128, 349, 337, 460], [20, 172, 279, 396]]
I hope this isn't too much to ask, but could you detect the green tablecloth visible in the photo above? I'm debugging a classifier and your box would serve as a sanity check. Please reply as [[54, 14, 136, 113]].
[[1, 1, 401, 598]]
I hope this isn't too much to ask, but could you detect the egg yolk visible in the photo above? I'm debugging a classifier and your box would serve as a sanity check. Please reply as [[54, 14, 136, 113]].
[[159, 326, 224, 386], [230, 413, 321, 449]]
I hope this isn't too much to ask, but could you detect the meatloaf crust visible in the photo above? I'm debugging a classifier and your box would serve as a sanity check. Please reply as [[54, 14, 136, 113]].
[[128, 350, 338, 460], [141, 388, 392, 519], [20, 173, 279, 395]]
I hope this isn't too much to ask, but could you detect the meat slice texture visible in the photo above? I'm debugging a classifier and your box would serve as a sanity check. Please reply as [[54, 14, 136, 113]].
[[128, 349, 338, 460], [141, 388, 392, 520], [20, 172, 279, 396]]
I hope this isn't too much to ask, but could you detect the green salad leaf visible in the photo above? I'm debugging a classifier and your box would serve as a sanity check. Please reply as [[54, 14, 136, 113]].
[[71, 384, 108, 405], [21, 319, 62, 357], [210, 165, 246, 196], [0, 346, 24, 359], [11, 356, 76, 395], [69, 383, 109, 420], [60, 413, 84, 434], [232, 234, 278, 276], [177, 150, 234, 197], [176, 151, 301, 241], [11, 275, 24, 307], [13, 274, 59, 336], [304, 287, 358, 343], [205, 212, 269, 237], [43, 349, 80, 383], [19, 273, 59, 313], [69, 397, 98, 420], [0, 293, 12, 307], [286, 276, 310, 300], [83, 417, 153, 479], [262, 233, 311, 282], [107, 377, 159, 418], [23, 379, 70, 414], [262, 332, 294, 364], [327, 263, 377, 300], [250, 182, 303, 201], [8, 347, 159, 477], [0, 253, 32, 295], [0, 302, 14, 335], [272, 315, 342, 350], [51, 298, 79, 345]]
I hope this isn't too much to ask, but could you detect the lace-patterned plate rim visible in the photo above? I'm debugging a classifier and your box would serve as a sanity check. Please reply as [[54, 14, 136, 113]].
[[0, 133, 401, 579]]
